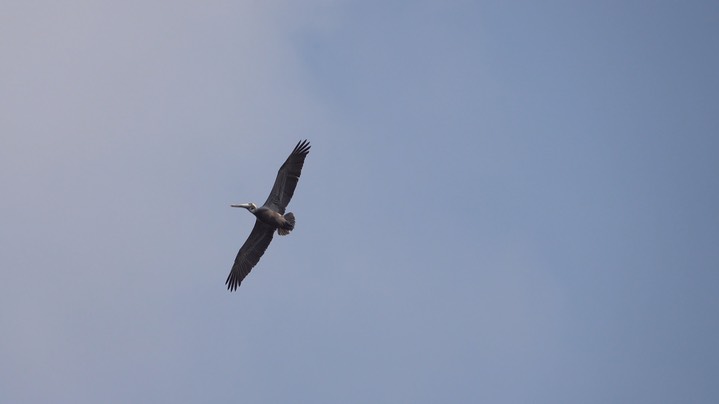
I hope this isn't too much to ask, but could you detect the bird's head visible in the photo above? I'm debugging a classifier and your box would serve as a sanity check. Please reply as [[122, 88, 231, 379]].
[[231, 202, 257, 212]]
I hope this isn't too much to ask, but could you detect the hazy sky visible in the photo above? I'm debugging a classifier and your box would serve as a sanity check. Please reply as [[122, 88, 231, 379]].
[[2, 1, 718, 403]]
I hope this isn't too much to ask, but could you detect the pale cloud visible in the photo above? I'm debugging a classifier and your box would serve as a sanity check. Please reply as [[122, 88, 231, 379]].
[[0, 2, 334, 402]]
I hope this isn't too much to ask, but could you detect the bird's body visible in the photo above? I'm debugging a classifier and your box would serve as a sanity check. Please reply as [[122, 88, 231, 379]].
[[253, 206, 292, 230], [225, 140, 311, 291]]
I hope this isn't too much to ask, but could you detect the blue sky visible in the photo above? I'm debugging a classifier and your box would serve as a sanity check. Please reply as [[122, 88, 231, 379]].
[[1, 1, 718, 403]]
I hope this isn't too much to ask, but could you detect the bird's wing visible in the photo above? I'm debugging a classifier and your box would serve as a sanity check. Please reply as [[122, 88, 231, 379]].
[[262, 140, 311, 214], [226, 220, 275, 291]]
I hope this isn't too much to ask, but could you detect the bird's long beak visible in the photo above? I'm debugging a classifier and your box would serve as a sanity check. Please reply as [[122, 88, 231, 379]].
[[231, 203, 252, 209]]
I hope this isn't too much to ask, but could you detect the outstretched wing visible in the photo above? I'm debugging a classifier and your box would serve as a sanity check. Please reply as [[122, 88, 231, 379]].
[[262, 140, 311, 214], [226, 220, 275, 291]]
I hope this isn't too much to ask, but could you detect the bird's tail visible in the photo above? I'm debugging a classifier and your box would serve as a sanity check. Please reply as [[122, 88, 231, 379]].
[[278, 212, 295, 236]]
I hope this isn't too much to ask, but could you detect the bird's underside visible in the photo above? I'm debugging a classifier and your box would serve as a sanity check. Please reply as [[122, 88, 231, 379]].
[[225, 140, 310, 291]]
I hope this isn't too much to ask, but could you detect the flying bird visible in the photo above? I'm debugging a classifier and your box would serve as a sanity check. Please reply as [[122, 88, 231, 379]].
[[225, 140, 311, 291]]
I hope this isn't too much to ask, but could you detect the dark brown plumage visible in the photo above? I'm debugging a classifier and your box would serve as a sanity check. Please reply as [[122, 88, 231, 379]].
[[225, 140, 311, 291]]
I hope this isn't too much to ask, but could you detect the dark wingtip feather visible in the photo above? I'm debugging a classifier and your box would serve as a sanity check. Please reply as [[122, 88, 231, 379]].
[[225, 273, 239, 292], [293, 139, 311, 156]]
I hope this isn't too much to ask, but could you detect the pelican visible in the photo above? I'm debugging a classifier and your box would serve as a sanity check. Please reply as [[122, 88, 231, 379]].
[[225, 140, 311, 291]]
